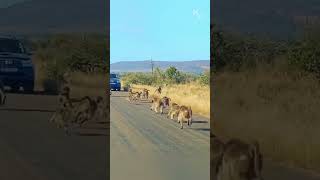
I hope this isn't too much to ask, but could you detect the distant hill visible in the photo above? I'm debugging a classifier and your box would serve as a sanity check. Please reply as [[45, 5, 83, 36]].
[[212, 0, 320, 39], [110, 60, 210, 74], [0, 0, 108, 34]]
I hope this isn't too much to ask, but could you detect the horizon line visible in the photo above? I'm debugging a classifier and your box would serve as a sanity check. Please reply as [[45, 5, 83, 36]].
[[111, 59, 210, 64]]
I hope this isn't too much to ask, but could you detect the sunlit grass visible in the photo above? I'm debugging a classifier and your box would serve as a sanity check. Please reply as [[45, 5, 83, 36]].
[[132, 83, 210, 118]]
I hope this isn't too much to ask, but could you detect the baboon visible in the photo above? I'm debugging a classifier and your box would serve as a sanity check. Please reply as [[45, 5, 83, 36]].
[[216, 139, 263, 180], [167, 102, 180, 120], [154, 86, 162, 95], [211, 134, 225, 178], [177, 105, 192, 129], [150, 96, 171, 114], [142, 88, 150, 99], [0, 80, 6, 105], [50, 86, 107, 135], [129, 91, 142, 102]]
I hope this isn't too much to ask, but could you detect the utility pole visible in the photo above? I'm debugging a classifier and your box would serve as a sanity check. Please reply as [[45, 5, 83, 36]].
[[151, 57, 154, 75]]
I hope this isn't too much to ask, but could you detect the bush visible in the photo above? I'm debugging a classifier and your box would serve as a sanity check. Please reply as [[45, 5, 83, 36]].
[[33, 34, 108, 83], [43, 79, 59, 94]]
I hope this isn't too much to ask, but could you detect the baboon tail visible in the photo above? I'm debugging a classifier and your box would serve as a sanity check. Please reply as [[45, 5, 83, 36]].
[[188, 106, 192, 117], [250, 141, 262, 179]]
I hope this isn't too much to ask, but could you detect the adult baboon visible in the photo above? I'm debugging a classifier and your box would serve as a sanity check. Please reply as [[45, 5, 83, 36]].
[[167, 102, 180, 120], [211, 134, 225, 179], [74, 96, 107, 127], [150, 96, 171, 114], [177, 105, 192, 129], [216, 139, 263, 180]]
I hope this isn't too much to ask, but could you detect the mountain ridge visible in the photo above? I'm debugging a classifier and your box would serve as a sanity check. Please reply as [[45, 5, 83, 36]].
[[110, 60, 210, 74]]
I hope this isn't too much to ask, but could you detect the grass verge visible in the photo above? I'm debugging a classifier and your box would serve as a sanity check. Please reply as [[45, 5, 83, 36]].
[[132, 84, 210, 118]]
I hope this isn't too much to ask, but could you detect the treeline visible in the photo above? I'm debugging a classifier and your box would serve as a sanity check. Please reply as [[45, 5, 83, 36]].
[[211, 24, 320, 76], [121, 66, 209, 88], [31, 34, 108, 91]]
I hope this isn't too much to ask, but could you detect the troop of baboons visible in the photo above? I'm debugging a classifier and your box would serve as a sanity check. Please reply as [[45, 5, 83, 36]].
[[50, 86, 108, 135], [128, 86, 193, 129]]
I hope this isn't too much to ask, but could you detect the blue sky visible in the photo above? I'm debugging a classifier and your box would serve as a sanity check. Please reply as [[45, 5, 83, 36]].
[[110, 0, 210, 64]]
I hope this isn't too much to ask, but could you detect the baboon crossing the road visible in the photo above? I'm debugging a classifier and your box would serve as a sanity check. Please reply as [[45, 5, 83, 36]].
[[150, 96, 171, 114]]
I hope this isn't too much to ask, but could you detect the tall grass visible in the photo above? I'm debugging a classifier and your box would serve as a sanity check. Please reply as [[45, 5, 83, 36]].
[[213, 59, 320, 171], [132, 84, 210, 118]]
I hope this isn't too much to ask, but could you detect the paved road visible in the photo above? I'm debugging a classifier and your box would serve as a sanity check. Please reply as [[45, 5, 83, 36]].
[[110, 91, 320, 180], [110, 91, 210, 180], [0, 93, 108, 180]]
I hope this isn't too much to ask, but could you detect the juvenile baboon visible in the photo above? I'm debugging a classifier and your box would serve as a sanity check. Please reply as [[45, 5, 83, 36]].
[[150, 96, 171, 114], [0, 80, 6, 105], [129, 91, 142, 102], [216, 139, 263, 180], [154, 86, 162, 95], [167, 102, 180, 120], [142, 88, 150, 99], [50, 86, 106, 135], [177, 105, 192, 129]]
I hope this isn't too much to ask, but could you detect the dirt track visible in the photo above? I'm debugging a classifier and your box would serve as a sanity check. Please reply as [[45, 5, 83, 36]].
[[0, 93, 108, 180]]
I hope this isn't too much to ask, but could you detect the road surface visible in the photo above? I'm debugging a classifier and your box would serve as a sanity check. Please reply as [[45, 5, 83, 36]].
[[0, 93, 108, 180], [110, 91, 210, 180], [110, 91, 320, 180]]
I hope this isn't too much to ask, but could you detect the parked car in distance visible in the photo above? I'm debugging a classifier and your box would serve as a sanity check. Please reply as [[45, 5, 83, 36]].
[[0, 35, 34, 93], [110, 73, 121, 91]]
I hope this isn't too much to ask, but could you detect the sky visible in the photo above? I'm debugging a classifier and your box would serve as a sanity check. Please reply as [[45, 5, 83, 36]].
[[110, 0, 210, 63]]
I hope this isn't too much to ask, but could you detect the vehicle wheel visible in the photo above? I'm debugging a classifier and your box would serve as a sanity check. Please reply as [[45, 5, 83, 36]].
[[11, 86, 20, 93], [23, 82, 34, 94]]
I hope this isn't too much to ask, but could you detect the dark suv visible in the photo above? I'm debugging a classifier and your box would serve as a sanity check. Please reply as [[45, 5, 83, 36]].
[[110, 73, 121, 91], [0, 36, 34, 93]]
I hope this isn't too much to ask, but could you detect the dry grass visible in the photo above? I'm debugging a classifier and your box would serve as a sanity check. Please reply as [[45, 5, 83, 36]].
[[213, 62, 320, 172], [67, 72, 107, 97], [132, 84, 210, 118]]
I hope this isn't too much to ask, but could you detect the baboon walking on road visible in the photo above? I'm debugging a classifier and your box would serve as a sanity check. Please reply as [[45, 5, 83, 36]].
[[150, 96, 170, 114], [177, 105, 192, 129], [142, 88, 150, 99], [167, 102, 180, 120]]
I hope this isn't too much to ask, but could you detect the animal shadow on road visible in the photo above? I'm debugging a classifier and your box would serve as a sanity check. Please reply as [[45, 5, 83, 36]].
[[0, 108, 55, 113], [111, 95, 128, 98], [72, 121, 109, 136], [191, 128, 210, 132], [6, 90, 59, 96], [192, 120, 208, 124], [73, 131, 108, 136]]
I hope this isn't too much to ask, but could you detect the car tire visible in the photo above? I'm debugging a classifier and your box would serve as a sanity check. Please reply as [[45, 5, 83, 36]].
[[23, 82, 34, 94]]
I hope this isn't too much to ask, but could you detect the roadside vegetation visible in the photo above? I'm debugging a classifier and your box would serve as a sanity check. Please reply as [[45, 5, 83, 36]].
[[212, 24, 320, 172], [30, 33, 108, 97], [121, 67, 210, 118]]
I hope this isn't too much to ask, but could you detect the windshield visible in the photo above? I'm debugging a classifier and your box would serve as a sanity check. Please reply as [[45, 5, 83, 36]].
[[0, 38, 25, 54], [110, 74, 118, 79]]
